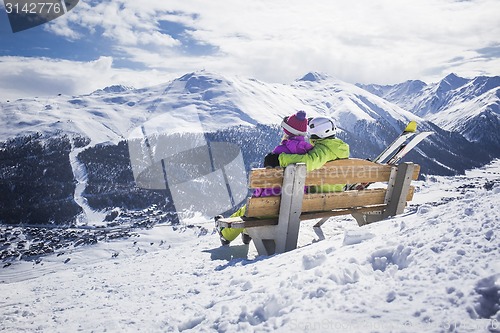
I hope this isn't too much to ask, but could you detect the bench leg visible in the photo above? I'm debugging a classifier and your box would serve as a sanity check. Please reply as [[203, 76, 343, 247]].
[[245, 226, 278, 256], [245, 163, 306, 256], [313, 217, 330, 228], [352, 211, 384, 226], [313, 226, 326, 241], [384, 162, 415, 218], [277, 163, 306, 252], [353, 163, 415, 226]]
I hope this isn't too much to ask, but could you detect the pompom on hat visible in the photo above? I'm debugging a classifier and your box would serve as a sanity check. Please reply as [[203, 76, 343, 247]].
[[281, 110, 308, 136]]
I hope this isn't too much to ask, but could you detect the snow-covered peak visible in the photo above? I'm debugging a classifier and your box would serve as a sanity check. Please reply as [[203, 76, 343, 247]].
[[437, 73, 468, 92], [398, 79, 428, 95], [466, 75, 500, 96], [297, 71, 331, 82], [291, 73, 422, 138], [356, 73, 500, 151], [175, 71, 229, 93], [92, 85, 134, 95], [1, 70, 425, 145]]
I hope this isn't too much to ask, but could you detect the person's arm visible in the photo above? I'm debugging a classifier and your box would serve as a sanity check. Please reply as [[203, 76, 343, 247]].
[[278, 144, 332, 171], [279, 139, 349, 171]]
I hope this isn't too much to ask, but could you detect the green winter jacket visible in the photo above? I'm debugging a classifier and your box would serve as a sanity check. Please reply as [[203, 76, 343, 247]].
[[278, 137, 350, 192]]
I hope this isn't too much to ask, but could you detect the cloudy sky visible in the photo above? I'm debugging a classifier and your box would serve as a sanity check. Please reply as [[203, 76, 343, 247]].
[[0, 0, 499, 100]]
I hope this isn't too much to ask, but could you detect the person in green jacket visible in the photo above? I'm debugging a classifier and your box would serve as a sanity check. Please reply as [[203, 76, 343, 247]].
[[278, 116, 349, 193], [216, 116, 350, 246]]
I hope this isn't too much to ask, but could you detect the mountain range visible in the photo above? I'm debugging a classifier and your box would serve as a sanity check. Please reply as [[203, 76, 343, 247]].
[[0, 71, 498, 225], [357, 73, 500, 153]]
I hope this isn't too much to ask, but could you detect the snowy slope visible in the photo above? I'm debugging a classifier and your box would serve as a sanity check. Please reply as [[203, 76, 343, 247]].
[[1, 160, 499, 332], [0, 71, 422, 144], [0, 71, 310, 144]]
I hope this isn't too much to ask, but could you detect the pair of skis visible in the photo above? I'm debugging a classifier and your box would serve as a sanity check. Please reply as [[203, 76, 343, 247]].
[[374, 121, 433, 165], [348, 121, 433, 190]]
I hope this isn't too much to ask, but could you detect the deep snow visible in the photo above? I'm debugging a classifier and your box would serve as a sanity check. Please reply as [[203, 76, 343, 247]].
[[1, 160, 499, 333]]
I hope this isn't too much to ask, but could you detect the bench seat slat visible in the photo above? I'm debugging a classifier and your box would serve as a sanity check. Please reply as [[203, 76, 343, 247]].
[[217, 205, 388, 229], [246, 187, 415, 217], [249, 158, 420, 188]]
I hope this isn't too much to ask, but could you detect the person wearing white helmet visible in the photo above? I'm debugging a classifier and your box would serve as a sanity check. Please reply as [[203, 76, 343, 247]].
[[266, 116, 348, 165], [308, 116, 337, 139], [262, 116, 349, 192], [284, 116, 349, 192]]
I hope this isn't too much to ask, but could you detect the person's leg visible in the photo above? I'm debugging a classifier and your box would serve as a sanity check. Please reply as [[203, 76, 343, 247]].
[[218, 205, 247, 243], [221, 227, 244, 242]]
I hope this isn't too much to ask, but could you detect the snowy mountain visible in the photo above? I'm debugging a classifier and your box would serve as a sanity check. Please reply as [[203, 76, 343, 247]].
[[0, 71, 495, 225], [1, 159, 499, 332], [358, 73, 500, 154], [1, 71, 499, 331]]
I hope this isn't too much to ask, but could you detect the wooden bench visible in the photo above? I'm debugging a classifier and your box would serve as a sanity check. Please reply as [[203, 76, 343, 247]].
[[216, 158, 420, 256]]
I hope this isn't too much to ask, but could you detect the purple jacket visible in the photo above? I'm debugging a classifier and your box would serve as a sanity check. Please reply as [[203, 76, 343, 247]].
[[272, 136, 313, 155], [253, 136, 313, 198]]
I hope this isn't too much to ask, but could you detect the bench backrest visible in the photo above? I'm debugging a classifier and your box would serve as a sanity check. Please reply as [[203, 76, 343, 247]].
[[245, 158, 420, 219]]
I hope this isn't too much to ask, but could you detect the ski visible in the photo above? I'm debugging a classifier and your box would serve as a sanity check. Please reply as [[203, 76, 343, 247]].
[[386, 131, 433, 165], [347, 121, 432, 191], [374, 121, 417, 164], [375, 131, 416, 164]]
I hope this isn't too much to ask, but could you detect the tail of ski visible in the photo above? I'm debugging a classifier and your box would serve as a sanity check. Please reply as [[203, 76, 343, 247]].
[[376, 132, 415, 164], [404, 120, 417, 133], [387, 131, 433, 165], [374, 120, 418, 164]]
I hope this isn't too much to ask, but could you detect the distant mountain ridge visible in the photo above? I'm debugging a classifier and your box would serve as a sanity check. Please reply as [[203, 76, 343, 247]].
[[357, 73, 500, 153], [0, 71, 496, 225]]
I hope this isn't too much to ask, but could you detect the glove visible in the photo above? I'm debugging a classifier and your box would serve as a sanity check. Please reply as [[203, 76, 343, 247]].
[[264, 153, 280, 168]]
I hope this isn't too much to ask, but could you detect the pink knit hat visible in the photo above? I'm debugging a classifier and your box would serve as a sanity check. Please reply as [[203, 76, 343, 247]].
[[281, 110, 308, 136]]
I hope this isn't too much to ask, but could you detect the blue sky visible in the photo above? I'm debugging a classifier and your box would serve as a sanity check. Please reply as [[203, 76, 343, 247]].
[[0, 10, 107, 61], [0, 0, 499, 100]]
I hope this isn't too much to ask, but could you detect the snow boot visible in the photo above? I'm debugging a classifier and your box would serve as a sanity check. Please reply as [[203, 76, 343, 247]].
[[214, 215, 230, 246], [241, 232, 252, 245]]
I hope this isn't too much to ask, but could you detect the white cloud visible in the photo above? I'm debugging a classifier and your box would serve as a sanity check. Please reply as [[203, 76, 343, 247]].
[[179, 0, 500, 84], [0, 56, 175, 100], [45, 0, 181, 48], [2, 0, 500, 100]]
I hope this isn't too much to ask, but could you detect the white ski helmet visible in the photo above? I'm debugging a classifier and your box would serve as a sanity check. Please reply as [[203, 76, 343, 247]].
[[308, 117, 337, 139]]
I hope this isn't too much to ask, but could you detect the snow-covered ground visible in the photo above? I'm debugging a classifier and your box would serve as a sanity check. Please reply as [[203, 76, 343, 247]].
[[1, 160, 499, 333]]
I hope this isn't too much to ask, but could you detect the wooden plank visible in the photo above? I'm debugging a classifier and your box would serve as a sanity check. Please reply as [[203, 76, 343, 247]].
[[246, 187, 416, 218], [300, 205, 386, 221], [302, 189, 388, 213], [216, 216, 278, 229], [305, 162, 392, 186], [407, 186, 415, 201], [247, 188, 385, 217], [413, 164, 420, 180], [321, 160, 420, 180], [245, 196, 281, 218], [249, 158, 420, 188], [217, 205, 388, 229], [248, 167, 285, 188]]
